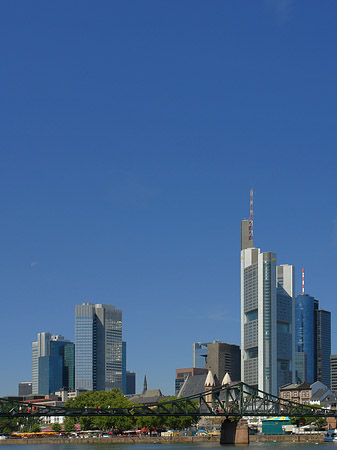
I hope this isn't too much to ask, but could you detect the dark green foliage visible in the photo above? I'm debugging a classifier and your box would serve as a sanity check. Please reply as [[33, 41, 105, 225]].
[[158, 397, 199, 431], [64, 389, 135, 431], [30, 423, 41, 433], [51, 423, 62, 432], [0, 418, 18, 434], [63, 417, 76, 432]]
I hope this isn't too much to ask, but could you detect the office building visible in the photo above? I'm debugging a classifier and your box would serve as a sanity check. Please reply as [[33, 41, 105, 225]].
[[241, 191, 295, 395], [295, 292, 318, 382], [32, 332, 51, 394], [192, 342, 209, 368], [207, 342, 241, 383], [126, 371, 136, 395], [18, 382, 32, 396], [32, 333, 75, 395], [64, 343, 75, 390], [317, 309, 331, 388], [331, 355, 337, 393], [122, 341, 127, 395], [295, 272, 331, 387], [75, 302, 122, 391], [295, 352, 307, 383]]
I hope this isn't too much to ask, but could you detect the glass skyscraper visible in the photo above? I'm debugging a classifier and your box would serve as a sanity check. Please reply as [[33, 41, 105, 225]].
[[75, 303, 123, 391], [192, 342, 209, 368], [295, 293, 331, 387], [241, 217, 295, 396], [295, 293, 318, 382], [32, 333, 74, 395], [317, 309, 331, 388]]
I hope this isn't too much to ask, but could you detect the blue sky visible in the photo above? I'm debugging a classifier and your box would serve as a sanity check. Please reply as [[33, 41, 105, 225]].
[[1, 0, 337, 396]]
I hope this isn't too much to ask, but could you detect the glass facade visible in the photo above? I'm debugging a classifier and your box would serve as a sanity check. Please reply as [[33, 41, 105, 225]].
[[32, 333, 74, 395], [295, 294, 317, 382], [317, 309, 331, 388], [75, 303, 123, 391], [75, 304, 95, 390], [192, 342, 208, 368], [126, 371, 136, 395], [122, 341, 127, 394], [64, 343, 75, 390], [276, 265, 294, 389]]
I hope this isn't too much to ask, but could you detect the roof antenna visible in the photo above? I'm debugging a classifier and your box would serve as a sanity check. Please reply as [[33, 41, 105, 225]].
[[302, 268, 305, 294], [248, 188, 253, 241]]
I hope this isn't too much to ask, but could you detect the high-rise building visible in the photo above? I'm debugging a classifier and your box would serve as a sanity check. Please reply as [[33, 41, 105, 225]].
[[18, 382, 32, 396], [206, 342, 241, 383], [330, 355, 337, 393], [295, 271, 331, 387], [192, 342, 209, 368], [126, 371, 136, 395], [75, 302, 122, 391], [32, 333, 74, 395], [317, 309, 331, 388], [32, 332, 51, 394], [122, 341, 127, 395], [241, 191, 295, 395], [276, 264, 295, 388], [295, 293, 318, 382]]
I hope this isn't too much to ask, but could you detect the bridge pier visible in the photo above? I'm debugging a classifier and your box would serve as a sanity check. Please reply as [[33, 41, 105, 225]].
[[220, 418, 249, 445]]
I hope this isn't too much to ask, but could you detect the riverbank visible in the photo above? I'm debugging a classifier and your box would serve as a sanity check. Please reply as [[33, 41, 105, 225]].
[[0, 434, 325, 445]]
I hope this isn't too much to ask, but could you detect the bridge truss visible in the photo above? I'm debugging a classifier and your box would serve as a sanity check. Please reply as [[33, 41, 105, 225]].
[[0, 382, 335, 418]]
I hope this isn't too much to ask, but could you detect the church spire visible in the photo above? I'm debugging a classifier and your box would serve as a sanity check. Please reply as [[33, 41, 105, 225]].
[[142, 374, 147, 394]]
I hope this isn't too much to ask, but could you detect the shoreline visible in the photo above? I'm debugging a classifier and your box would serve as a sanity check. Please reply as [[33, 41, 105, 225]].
[[0, 434, 325, 445]]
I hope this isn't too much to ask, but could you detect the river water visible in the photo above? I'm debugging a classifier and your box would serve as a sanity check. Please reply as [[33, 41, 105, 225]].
[[0, 443, 334, 450]]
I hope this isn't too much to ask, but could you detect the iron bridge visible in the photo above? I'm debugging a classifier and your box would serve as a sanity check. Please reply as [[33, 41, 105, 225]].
[[1, 382, 336, 418]]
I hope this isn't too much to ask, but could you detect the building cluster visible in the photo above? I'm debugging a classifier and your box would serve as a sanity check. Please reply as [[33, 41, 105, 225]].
[[241, 190, 334, 398], [20, 303, 136, 399], [175, 341, 241, 396], [14, 191, 336, 412]]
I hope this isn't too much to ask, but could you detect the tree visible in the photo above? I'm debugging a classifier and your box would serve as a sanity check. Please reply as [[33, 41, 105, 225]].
[[64, 389, 135, 431], [31, 424, 41, 433], [52, 423, 62, 432], [158, 397, 199, 431], [312, 417, 327, 430], [63, 418, 76, 433], [136, 415, 162, 431]]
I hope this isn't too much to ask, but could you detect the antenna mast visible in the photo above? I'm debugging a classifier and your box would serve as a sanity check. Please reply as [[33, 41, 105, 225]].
[[302, 268, 305, 294], [248, 188, 253, 241]]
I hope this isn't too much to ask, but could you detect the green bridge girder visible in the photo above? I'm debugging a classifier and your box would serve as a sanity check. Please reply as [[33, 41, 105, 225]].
[[0, 382, 335, 418]]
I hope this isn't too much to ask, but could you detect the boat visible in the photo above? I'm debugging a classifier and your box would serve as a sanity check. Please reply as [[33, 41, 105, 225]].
[[324, 429, 337, 442]]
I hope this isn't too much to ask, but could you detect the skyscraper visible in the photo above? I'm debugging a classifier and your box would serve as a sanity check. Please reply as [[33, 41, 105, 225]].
[[295, 272, 331, 387], [32, 333, 74, 395], [317, 309, 331, 388], [295, 292, 318, 382], [206, 342, 241, 383], [241, 191, 295, 395], [192, 342, 209, 368], [32, 332, 51, 394], [75, 302, 122, 391]]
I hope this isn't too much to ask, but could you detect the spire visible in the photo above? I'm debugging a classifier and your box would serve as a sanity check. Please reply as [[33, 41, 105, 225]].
[[142, 375, 147, 394], [302, 268, 305, 294], [205, 370, 215, 387], [222, 372, 232, 385]]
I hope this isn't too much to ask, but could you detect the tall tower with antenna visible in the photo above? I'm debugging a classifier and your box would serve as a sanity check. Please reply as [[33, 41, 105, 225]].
[[241, 189, 295, 396]]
